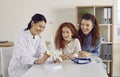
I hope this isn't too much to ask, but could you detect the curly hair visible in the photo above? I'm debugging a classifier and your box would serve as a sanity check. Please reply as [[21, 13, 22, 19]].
[[55, 22, 80, 50]]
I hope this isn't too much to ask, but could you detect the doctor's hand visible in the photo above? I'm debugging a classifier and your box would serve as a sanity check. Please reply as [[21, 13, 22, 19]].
[[37, 58, 45, 64], [37, 52, 50, 64]]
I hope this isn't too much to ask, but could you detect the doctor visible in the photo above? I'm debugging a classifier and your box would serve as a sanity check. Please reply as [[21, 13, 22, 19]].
[[8, 13, 50, 77]]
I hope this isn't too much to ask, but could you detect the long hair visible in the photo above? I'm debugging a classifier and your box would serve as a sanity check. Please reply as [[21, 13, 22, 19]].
[[55, 22, 80, 50], [78, 13, 100, 47], [24, 13, 47, 30]]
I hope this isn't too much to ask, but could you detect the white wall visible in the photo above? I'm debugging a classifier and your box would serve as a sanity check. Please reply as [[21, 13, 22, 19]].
[[0, 0, 114, 41], [1, 0, 120, 76], [0, 0, 77, 41]]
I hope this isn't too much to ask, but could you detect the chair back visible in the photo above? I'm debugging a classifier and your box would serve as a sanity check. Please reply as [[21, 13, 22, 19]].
[[1, 47, 13, 77]]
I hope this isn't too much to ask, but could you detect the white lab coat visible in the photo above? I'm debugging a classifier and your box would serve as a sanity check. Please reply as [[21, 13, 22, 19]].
[[8, 30, 48, 77]]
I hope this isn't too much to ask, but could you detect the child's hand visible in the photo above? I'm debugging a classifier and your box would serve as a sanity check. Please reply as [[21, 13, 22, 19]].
[[55, 57, 62, 63], [68, 53, 78, 59], [61, 54, 70, 60], [68, 54, 75, 59]]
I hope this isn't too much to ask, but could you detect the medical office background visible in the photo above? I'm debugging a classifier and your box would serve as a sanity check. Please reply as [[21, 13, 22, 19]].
[[0, 0, 120, 77]]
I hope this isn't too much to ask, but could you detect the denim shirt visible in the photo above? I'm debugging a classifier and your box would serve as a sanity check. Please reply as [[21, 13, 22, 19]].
[[81, 34, 101, 57]]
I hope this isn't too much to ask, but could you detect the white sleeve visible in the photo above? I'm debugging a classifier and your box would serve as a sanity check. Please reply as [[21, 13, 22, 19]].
[[39, 37, 49, 54], [74, 38, 81, 53], [14, 35, 36, 66]]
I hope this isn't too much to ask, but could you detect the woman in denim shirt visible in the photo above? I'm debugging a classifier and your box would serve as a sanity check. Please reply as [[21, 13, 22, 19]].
[[78, 13, 101, 57]]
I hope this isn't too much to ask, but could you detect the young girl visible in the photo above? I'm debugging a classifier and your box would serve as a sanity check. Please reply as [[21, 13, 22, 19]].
[[55, 22, 81, 60]]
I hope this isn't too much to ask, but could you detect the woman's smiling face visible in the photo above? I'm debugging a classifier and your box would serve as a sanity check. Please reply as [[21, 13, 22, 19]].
[[80, 19, 93, 35], [31, 21, 46, 36]]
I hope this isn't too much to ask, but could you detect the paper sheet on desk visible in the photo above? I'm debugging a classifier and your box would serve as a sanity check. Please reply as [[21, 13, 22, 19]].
[[90, 56, 107, 70], [43, 63, 63, 70], [90, 56, 102, 63]]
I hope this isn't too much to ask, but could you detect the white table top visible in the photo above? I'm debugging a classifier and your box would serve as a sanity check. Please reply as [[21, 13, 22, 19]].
[[22, 60, 108, 77]]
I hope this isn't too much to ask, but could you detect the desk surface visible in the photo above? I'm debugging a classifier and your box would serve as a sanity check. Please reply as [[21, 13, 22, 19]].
[[0, 42, 14, 47], [22, 60, 108, 77]]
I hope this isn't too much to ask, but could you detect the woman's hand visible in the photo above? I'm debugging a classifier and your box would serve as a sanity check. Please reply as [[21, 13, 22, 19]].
[[78, 51, 92, 58]]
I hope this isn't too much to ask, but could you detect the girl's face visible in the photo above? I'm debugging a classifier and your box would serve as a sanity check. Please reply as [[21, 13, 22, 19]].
[[62, 27, 73, 42], [31, 21, 46, 36], [80, 19, 93, 35]]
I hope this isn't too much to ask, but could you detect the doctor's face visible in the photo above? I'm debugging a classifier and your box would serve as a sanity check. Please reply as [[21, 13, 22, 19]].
[[31, 21, 46, 36], [80, 19, 93, 35]]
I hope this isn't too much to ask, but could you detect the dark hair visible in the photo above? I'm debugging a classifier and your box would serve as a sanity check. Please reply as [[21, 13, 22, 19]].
[[55, 22, 80, 50], [24, 13, 47, 30], [78, 13, 100, 47]]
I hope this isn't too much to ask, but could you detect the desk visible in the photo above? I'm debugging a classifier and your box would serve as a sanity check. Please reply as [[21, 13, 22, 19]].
[[0, 42, 14, 47], [0, 42, 14, 75], [22, 60, 108, 77]]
